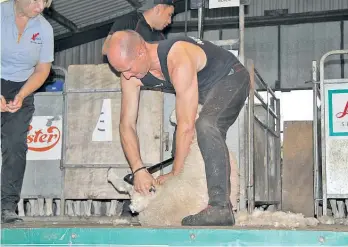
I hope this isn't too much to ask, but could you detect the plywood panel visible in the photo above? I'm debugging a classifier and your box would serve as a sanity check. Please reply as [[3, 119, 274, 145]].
[[63, 168, 130, 199], [63, 64, 164, 199], [282, 121, 314, 217], [64, 64, 163, 166]]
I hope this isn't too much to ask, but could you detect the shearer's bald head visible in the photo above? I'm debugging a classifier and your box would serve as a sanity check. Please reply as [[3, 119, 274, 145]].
[[107, 30, 144, 70], [107, 30, 151, 80]]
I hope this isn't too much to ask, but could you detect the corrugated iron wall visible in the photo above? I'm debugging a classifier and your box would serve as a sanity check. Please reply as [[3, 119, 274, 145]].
[[54, 23, 345, 90], [48, 0, 139, 36], [54, 38, 106, 69], [53, 0, 348, 90], [173, 0, 348, 21]]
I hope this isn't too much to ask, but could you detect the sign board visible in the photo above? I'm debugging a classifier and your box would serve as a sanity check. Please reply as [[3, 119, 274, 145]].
[[209, 0, 240, 9], [27, 116, 63, 160], [324, 84, 348, 197], [327, 89, 348, 137]]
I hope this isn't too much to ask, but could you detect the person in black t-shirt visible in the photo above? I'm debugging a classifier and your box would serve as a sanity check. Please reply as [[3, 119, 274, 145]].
[[102, 0, 176, 55], [102, 0, 180, 218], [106, 31, 250, 226]]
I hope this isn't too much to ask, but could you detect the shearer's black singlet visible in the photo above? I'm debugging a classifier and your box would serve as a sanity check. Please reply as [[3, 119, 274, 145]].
[[140, 36, 241, 94]]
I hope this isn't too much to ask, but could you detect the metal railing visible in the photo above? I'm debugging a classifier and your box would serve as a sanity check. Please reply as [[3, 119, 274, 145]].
[[246, 59, 282, 213]]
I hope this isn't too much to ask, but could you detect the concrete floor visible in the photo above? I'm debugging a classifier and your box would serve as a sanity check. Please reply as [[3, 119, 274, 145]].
[[3, 216, 348, 232]]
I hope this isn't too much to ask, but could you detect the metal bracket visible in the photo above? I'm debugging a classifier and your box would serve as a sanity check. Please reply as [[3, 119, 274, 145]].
[[163, 132, 170, 151]]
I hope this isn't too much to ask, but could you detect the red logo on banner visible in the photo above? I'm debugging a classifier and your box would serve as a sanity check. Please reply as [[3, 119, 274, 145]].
[[27, 125, 61, 152], [336, 101, 348, 119]]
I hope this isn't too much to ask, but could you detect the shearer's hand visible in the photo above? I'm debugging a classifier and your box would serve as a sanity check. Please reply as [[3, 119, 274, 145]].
[[133, 169, 157, 195], [156, 171, 174, 185]]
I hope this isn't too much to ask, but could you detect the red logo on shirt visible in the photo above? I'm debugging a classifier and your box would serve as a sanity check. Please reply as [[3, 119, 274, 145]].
[[31, 33, 40, 41]]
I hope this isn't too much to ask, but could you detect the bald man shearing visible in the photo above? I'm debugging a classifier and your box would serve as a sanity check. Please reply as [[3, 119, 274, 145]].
[[106, 30, 250, 226]]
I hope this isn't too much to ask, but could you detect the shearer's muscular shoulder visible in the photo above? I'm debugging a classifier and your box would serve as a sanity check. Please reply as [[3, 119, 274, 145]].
[[167, 41, 207, 75]]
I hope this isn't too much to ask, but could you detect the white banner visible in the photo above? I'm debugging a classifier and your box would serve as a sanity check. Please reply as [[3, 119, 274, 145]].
[[27, 116, 63, 160], [209, 0, 240, 9], [92, 98, 113, 142], [327, 89, 348, 137]]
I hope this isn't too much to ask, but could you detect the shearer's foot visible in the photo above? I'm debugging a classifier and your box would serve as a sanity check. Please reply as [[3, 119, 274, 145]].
[[1, 210, 24, 224], [181, 204, 235, 226]]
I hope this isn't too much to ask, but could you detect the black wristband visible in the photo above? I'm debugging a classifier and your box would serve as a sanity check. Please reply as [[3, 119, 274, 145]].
[[133, 166, 147, 175]]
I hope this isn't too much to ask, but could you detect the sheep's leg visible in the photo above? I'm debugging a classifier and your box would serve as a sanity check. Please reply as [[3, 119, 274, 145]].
[[107, 169, 131, 193]]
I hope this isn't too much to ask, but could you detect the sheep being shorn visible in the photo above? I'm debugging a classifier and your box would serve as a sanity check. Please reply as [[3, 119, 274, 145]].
[[107, 105, 239, 226]]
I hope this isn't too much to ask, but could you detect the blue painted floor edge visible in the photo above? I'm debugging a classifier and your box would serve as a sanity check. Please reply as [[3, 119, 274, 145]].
[[1, 227, 348, 246]]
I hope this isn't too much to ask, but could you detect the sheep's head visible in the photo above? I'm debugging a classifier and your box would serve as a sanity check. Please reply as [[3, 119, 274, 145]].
[[128, 189, 157, 213], [170, 104, 203, 125], [107, 168, 159, 214]]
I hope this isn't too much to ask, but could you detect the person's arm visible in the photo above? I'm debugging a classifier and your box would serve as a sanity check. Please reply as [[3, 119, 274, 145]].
[[119, 74, 143, 171], [119, 75, 157, 194], [168, 47, 199, 175], [17, 62, 51, 98]]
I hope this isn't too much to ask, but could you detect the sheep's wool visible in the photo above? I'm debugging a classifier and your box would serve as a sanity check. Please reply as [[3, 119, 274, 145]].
[[108, 105, 240, 226]]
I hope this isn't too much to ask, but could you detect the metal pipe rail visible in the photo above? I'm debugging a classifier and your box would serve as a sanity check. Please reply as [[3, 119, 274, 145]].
[[50, 65, 68, 217], [247, 59, 282, 213], [63, 163, 155, 168], [210, 39, 239, 47], [254, 69, 277, 99], [323, 78, 348, 84], [254, 90, 279, 120], [247, 60, 255, 213], [254, 116, 280, 138], [312, 60, 321, 217], [65, 88, 122, 93]]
